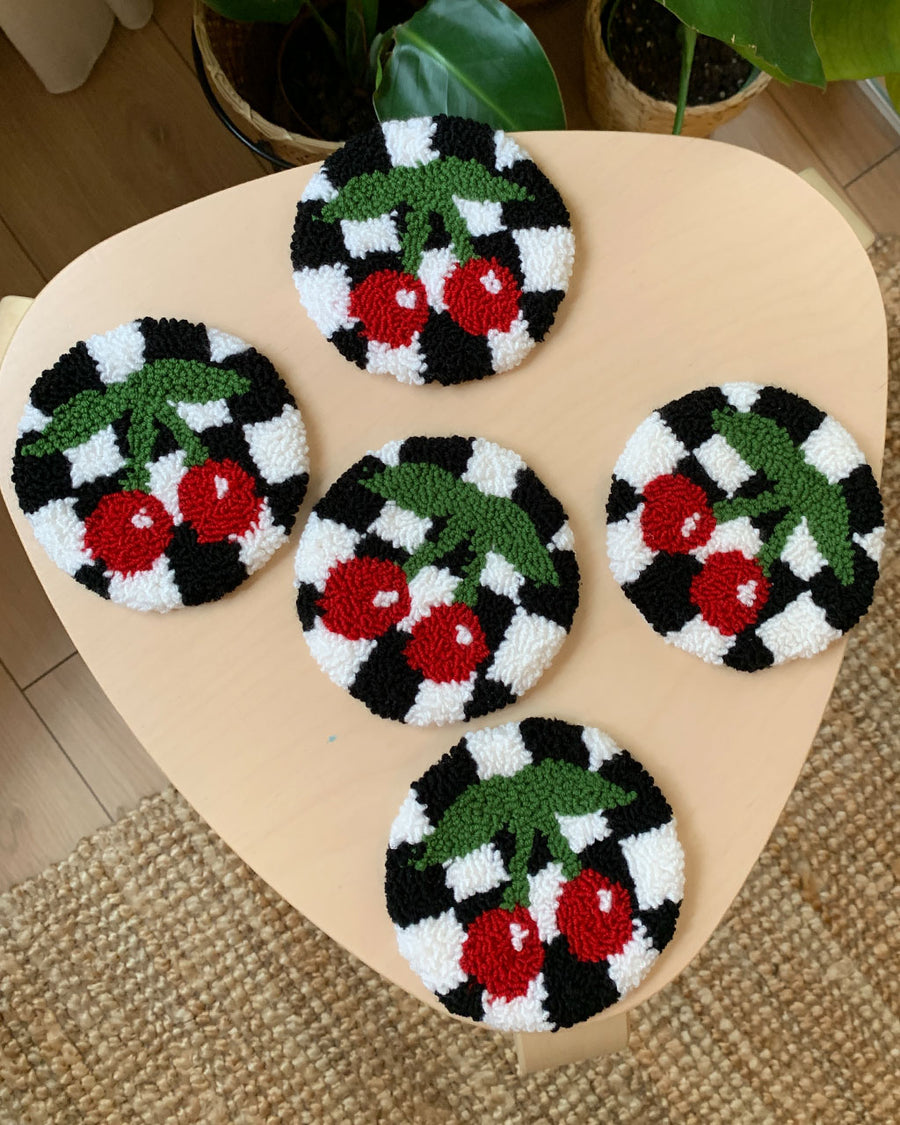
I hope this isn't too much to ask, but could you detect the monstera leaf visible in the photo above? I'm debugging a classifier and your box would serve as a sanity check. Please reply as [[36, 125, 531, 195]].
[[810, 0, 900, 86], [373, 0, 566, 131], [414, 759, 636, 909], [658, 0, 900, 107], [658, 0, 825, 85]]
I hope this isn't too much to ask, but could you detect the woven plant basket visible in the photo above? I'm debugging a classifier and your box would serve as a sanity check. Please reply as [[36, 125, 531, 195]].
[[193, 0, 340, 167], [584, 0, 771, 138]]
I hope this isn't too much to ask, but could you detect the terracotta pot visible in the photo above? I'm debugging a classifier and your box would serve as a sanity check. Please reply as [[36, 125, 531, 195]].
[[193, 0, 340, 167], [583, 0, 771, 138]]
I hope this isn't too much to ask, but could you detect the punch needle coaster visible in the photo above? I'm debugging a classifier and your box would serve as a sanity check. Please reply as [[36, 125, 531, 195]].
[[606, 383, 884, 670], [294, 436, 579, 726], [12, 317, 310, 612], [385, 718, 684, 1032], [291, 114, 574, 385]]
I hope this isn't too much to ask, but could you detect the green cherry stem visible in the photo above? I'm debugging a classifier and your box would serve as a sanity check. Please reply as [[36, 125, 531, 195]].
[[501, 825, 535, 912], [756, 511, 803, 574], [122, 403, 210, 492], [156, 402, 210, 468], [399, 205, 434, 276], [438, 195, 476, 268], [123, 406, 159, 491], [452, 552, 488, 609], [712, 491, 784, 522], [401, 521, 487, 608], [542, 815, 583, 881], [402, 519, 467, 581]]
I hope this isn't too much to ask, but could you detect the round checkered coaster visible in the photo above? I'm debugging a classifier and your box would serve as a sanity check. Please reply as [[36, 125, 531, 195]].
[[606, 383, 884, 671], [294, 436, 579, 726], [290, 115, 574, 386], [12, 317, 310, 612], [385, 717, 684, 1032]]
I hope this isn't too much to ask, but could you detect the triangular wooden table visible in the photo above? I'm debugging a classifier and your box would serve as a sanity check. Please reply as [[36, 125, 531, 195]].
[[0, 133, 887, 1075]]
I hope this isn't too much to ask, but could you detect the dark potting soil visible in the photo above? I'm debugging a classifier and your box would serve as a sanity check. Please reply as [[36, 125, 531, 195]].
[[278, 0, 421, 141], [603, 0, 753, 106]]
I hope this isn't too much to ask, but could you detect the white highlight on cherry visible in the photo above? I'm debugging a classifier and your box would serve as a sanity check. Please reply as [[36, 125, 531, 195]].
[[395, 288, 418, 309], [736, 579, 758, 607], [214, 475, 230, 500], [373, 589, 400, 608], [456, 625, 474, 646], [510, 923, 530, 952], [131, 509, 155, 530], [597, 888, 613, 914], [681, 512, 701, 538], [480, 270, 502, 295]]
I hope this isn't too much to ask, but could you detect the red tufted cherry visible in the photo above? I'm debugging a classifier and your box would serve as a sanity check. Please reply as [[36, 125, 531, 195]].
[[178, 458, 263, 543], [556, 869, 634, 962], [640, 473, 716, 554], [404, 603, 490, 682], [460, 905, 544, 1001], [84, 490, 174, 576], [318, 556, 411, 640], [349, 270, 429, 348], [690, 549, 771, 635], [444, 257, 521, 336]]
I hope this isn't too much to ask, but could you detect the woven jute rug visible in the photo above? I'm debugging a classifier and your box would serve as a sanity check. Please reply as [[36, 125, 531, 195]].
[[2, 240, 898, 1125]]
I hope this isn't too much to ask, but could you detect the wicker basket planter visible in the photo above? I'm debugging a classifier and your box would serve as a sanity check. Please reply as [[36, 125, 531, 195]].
[[193, 0, 340, 167], [584, 0, 771, 138]]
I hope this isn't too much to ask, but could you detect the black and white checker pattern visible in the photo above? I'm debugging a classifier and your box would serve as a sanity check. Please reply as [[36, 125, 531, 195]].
[[606, 383, 884, 670], [12, 317, 310, 612], [294, 436, 580, 726], [385, 718, 684, 1032], [291, 115, 574, 385]]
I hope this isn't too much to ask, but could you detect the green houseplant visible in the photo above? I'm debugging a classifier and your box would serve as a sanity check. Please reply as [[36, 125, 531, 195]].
[[585, 0, 900, 137], [194, 0, 565, 166], [661, 0, 900, 132]]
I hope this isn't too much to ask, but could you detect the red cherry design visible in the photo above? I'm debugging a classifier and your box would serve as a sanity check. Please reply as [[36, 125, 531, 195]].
[[84, 490, 174, 577], [444, 257, 521, 336], [178, 459, 263, 544], [318, 556, 411, 640], [689, 549, 771, 635], [349, 269, 429, 348], [556, 870, 633, 963], [640, 474, 716, 554], [460, 905, 544, 1001], [404, 603, 490, 683]]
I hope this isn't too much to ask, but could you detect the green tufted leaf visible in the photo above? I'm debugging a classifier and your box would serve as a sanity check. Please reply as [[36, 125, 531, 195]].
[[362, 462, 559, 605], [414, 760, 636, 908], [711, 408, 856, 585], [317, 156, 531, 272], [21, 360, 251, 492]]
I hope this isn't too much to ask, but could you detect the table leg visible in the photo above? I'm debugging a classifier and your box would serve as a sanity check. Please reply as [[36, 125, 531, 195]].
[[514, 1011, 629, 1075]]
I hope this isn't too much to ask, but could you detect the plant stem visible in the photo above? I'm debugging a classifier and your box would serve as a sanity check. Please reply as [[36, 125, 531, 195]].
[[672, 22, 697, 136], [298, 0, 344, 73]]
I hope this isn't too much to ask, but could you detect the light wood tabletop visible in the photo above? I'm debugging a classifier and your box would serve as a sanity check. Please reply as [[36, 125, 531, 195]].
[[0, 132, 887, 1061]]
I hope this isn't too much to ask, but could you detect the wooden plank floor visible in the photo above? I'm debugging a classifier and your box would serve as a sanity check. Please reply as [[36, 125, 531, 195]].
[[1, 0, 898, 893]]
